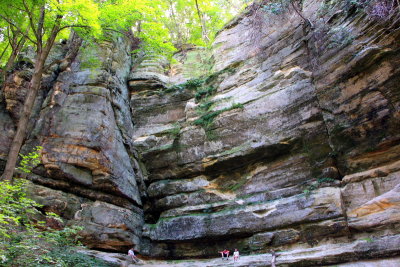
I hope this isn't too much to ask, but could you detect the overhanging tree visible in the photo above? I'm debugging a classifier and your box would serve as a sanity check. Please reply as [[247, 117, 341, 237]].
[[0, 7, 31, 103], [161, 0, 246, 47], [0, 0, 101, 182], [0, 0, 176, 182], [0, 0, 244, 182]]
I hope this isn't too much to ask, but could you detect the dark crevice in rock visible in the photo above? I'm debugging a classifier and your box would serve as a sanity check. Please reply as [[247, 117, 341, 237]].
[[27, 171, 139, 210], [204, 142, 298, 175], [302, 20, 344, 181]]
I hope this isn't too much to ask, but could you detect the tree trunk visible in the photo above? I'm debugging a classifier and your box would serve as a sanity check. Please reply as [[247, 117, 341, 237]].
[[1, 5, 62, 182], [194, 0, 210, 42], [169, 0, 183, 45], [1, 33, 27, 105], [0, 43, 10, 66], [1, 53, 45, 182], [3, 51, 18, 79]]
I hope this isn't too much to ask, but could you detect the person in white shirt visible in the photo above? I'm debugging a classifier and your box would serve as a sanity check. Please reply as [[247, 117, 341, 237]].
[[233, 248, 240, 262], [128, 248, 139, 263]]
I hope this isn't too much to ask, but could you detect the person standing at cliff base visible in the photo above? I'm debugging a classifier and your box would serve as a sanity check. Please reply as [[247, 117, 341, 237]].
[[219, 249, 230, 260], [128, 248, 139, 264], [233, 249, 240, 262], [270, 250, 277, 267]]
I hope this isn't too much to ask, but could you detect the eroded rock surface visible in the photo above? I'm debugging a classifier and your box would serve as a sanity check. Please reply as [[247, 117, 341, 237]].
[[130, 0, 400, 264], [0, 36, 145, 252]]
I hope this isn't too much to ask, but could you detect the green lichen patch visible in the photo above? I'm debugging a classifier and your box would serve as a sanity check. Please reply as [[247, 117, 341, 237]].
[[217, 143, 250, 158], [79, 44, 102, 70]]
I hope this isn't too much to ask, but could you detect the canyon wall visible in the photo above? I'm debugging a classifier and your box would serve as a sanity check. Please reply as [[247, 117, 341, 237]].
[[1, 36, 145, 251], [0, 0, 399, 265]]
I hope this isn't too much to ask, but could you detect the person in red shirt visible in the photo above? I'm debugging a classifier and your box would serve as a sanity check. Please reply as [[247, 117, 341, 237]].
[[218, 249, 230, 260]]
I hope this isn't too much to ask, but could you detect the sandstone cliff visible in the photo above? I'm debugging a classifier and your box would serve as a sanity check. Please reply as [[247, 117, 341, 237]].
[[0, 0, 399, 266]]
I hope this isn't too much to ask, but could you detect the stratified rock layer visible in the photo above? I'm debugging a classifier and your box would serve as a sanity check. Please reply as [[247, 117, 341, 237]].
[[1, 37, 145, 252], [130, 0, 400, 264]]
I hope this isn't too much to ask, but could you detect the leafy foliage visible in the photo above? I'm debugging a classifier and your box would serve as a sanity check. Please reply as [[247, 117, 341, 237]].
[[162, 0, 248, 47], [17, 146, 42, 174], [0, 149, 108, 267], [99, 0, 175, 54], [195, 86, 216, 102], [168, 78, 205, 92], [0, 0, 249, 70], [41, 248, 110, 267]]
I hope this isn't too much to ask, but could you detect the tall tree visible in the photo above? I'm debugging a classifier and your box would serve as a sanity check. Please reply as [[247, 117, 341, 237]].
[[195, 0, 210, 42], [99, 0, 174, 54], [161, 0, 247, 47], [0, 0, 175, 182], [0, 0, 101, 182], [0, 6, 31, 102]]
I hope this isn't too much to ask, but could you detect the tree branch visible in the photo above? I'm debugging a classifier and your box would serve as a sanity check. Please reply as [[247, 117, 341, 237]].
[[290, 1, 314, 29], [37, 5, 46, 49], [57, 24, 90, 34], [22, 0, 39, 40], [104, 27, 128, 35], [42, 15, 63, 61], [0, 14, 37, 45], [0, 43, 10, 63]]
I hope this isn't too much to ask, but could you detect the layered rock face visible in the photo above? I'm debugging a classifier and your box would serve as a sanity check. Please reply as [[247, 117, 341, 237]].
[[0, 37, 145, 251], [0, 0, 399, 265], [130, 0, 400, 264]]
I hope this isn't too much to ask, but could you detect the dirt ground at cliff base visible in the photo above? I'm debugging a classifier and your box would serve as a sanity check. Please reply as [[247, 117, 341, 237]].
[[126, 255, 400, 267]]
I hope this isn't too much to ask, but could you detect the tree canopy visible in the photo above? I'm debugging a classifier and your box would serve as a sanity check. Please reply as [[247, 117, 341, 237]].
[[0, 0, 249, 181], [163, 0, 246, 47], [0, 0, 249, 68]]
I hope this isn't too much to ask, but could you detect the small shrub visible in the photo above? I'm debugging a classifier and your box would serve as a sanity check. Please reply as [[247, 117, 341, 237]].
[[303, 184, 316, 197], [18, 146, 42, 173], [185, 78, 205, 90], [42, 248, 110, 267], [194, 109, 223, 128], [362, 237, 374, 243], [230, 103, 244, 109], [158, 123, 181, 138], [166, 78, 205, 93], [197, 100, 216, 113], [0, 148, 110, 267], [195, 86, 216, 102], [317, 177, 336, 183], [194, 103, 244, 130]]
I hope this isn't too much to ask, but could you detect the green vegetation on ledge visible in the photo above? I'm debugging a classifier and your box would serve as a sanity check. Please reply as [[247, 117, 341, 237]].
[[0, 148, 109, 267], [194, 103, 244, 130]]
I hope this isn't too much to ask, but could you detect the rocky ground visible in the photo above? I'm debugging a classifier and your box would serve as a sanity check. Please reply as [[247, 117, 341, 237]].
[[84, 243, 400, 267]]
